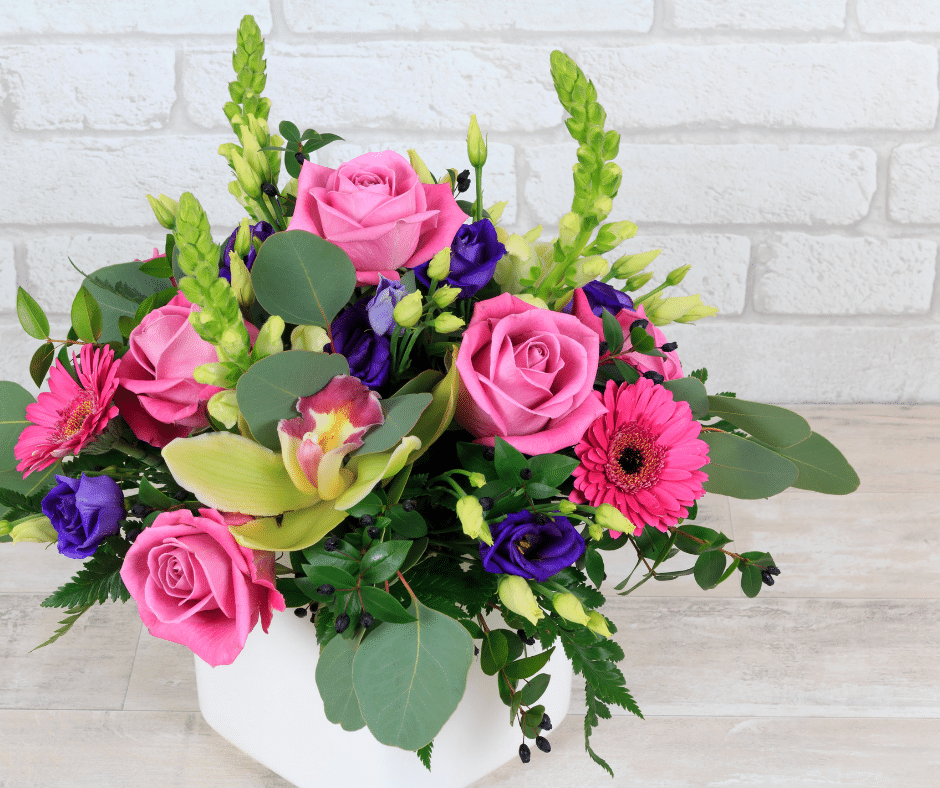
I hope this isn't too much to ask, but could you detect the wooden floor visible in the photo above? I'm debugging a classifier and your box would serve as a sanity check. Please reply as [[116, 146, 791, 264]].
[[1, 405, 938, 787]]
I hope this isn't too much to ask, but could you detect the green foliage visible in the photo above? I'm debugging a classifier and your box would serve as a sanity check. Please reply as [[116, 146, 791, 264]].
[[16, 288, 49, 340], [700, 431, 799, 499], [235, 350, 350, 451], [360, 586, 417, 624], [84, 261, 171, 343], [70, 287, 103, 343], [31, 604, 93, 652], [352, 600, 474, 750], [416, 741, 433, 771], [693, 551, 727, 590], [29, 343, 55, 388], [759, 431, 860, 495], [40, 542, 130, 609], [662, 376, 709, 419], [352, 394, 433, 458], [707, 396, 811, 448], [359, 540, 412, 585], [251, 231, 356, 328], [601, 309, 624, 354], [315, 631, 367, 731]]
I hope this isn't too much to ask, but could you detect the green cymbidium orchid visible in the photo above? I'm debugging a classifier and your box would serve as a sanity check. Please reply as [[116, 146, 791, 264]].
[[162, 428, 420, 553]]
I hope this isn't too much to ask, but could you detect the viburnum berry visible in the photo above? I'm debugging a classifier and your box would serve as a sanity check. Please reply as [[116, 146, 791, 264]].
[[402, 499, 417, 512], [359, 514, 376, 527], [367, 525, 380, 539], [535, 736, 551, 753], [518, 743, 531, 764], [539, 713, 552, 731], [335, 613, 350, 633], [324, 537, 340, 552], [360, 612, 374, 629], [317, 584, 335, 596]]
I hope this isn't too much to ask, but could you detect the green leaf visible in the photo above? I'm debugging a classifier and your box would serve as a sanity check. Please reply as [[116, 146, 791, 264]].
[[493, 436, 528, 481], [275, 577, 309, 608], [405, 353, 460, 463], [29, 343, 55, 388], [584, 548, 605, 587], [387, 507, 427, 538], [40, 547, 130, 608], [761, 431, 860, 495], [352, 600, 474, 750], [138, 256, 173, 278], [527, 453, 579, 488], [740, 564, 762, 598], [701, 432, 799, 499], [674, 524, 732, 555], [416, 741, 433, 772], [351, 394, 433, 458], [360, 585, 418, 624], [30, 604, 94, 652], [503, 646, 556, 681], [614, 359, 639, 383], [278, 120, 300, 140], [136, 478, 177, 511], [0, 382, 37, 471], [16, 288, 49, 340], [360, 540, 412, 585], [251, 231, 356, 328], [70, 287, 103, 343], [601, 309, 624, 354], [400, 536, 429, 573], [83, 261, 169, 343], [236, 350, 350, 452], [133, 286, 177, 323], [693, 551, 727, 590], [315, 631, 367, 731], [516, 673, 551, 706], [662, 376, 709, 419], [480, 629, 511, 676], [298, 565, 358, 592], [707, 396, 811, 449]]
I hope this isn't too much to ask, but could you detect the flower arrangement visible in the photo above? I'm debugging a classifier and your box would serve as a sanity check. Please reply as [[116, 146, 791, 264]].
[[0, 16, 860, 777]]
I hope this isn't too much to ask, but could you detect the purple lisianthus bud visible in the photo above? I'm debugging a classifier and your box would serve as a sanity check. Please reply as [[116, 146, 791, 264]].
[[480, 510, 585, 583], [414, 219, 505, 298], [328, 298, 391, 389], [564, 279, 633, 318], [366, 277, 407, 336], [219, 221, 274, 282], [41, 474, 125, 559]]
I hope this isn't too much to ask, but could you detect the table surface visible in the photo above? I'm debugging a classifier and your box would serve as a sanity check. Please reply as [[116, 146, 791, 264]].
[[1, 404, 938, 787]]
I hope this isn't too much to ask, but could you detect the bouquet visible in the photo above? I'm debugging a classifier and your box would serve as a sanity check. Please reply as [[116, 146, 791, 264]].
[[1, 16, 859, 777]]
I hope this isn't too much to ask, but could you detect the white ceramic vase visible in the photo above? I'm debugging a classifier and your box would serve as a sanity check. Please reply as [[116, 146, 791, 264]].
[[195, 608, 573, 788]]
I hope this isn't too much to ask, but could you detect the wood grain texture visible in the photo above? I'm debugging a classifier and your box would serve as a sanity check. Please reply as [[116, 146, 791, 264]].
[[0, 405, 937, 786]]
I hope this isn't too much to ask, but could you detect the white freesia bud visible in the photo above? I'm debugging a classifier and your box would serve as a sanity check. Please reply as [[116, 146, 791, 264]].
[[207, 389, 240, 429], [498, 575, 544, 625], [290, 325, 330, 353]]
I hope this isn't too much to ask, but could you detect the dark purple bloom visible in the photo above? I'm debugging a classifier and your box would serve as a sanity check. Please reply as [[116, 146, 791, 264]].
[[366, 277, 407, 336], [219, 221, 274, 282], [564, 280, 634, 318], [41, 474, 125, 559], [414, 219, 505, 298], [328, 298, 391, 389], [480, 510, 585, 582]]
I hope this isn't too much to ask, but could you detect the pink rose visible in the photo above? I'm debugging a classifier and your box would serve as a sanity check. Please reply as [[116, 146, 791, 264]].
[[120, 508, 285, 667], [455, 293, 607, 454], [287, 150, 467, 286], [115, 293, 225, 448], [570, 289, 683, 381]]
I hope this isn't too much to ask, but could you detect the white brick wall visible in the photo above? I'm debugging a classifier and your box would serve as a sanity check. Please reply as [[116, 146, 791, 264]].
[[0, 0, 937, 403]]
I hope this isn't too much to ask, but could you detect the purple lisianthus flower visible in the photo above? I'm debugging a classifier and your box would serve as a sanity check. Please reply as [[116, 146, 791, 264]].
[[480, 510, 585, 582], [41, 474, 125, 559], [328, 297, 391, 389], [366, 277, 407, 336], [219, 221, 274, 282], [414, 219, 505, 298], [564, 279, 633, 319]]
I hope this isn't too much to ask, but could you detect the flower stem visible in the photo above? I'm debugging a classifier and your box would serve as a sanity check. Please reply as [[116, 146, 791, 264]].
[[112, 439, 162, 467]]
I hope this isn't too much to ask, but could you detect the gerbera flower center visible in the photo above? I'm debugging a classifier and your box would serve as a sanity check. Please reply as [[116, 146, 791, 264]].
[[59, 392, 96, 438], [606, 422, 666, 492]]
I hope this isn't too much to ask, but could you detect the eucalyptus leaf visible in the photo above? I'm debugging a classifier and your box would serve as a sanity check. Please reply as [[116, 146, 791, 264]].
[[351, 393, 433, 458], [707, 396, 811, 448], [352, 600, 473, 750], [315, 632, 367, 731], [759, 431, 860, 495], [83, 261, 169, 343], [236, 350, 350, 452], [0, 382, 36, 472], [701, 432, 798, 499], [251, 231, 356, 328], [662, 376, 709, 419]]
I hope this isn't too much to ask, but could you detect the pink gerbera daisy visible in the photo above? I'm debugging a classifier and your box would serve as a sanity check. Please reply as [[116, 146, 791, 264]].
[[14, 344, 121, 476], [570, 377, 710, 534]]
